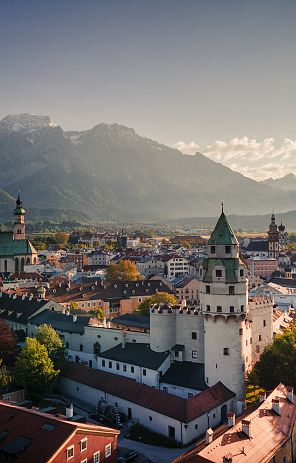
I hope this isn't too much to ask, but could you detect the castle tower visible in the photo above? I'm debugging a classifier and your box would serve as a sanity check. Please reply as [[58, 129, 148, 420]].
[[268, 213, 279, 259], [13, 194, 26, 240], [200, 206, 248, 401], [278, 222, 286, 253]]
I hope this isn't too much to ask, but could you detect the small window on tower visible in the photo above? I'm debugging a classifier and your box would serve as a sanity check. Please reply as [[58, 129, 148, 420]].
[[206, 305, 210, 311], [217, 306, 222, 313], [240, 305, 244, 312], [216, 269, 222, 278], [240, 269, 244, 277], [229, 286, 235, 295], [225, 245, 231, 254], [206, 285, 210, 294], [223, 348, 229, 356], [230, 306, 234, 313], [211, 246, 215, 254], [192, 332, 197, 340]]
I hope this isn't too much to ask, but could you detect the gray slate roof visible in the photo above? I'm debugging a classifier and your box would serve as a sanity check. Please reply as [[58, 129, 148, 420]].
[[161, 361, 208, 391], [0, 293, 50, 324], [99, 343, 169, 370], [111, 313, 150, 329], [29, 310, 91, 334]]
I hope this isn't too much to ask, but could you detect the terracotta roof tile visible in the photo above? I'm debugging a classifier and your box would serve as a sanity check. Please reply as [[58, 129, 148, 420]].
[[62, 363, 235, 423]]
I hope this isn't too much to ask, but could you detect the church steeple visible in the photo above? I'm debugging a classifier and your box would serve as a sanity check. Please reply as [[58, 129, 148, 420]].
[[13, 193, 26, 240]]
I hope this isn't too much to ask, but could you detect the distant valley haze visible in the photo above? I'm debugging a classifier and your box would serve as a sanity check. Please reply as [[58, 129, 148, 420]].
[[0, 113, 295, 224]]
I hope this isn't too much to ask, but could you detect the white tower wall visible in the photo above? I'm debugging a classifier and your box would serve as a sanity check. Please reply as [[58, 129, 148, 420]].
[[150, 307, 176, 352]]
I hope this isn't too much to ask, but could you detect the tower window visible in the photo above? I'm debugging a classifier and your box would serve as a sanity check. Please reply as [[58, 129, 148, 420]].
[[229, 286, 235, 295], [230, 306, 234, 313], [216, 269, 222, 277], [217, 306, 222, 313], [192, 332, 197, 340], [206, 285, 210, 294], [206, 305, 210, 311], [263, 320, 266, 327], [225, 245, 231, 254], [240, 305, 244, 312], [223, 348, 229, 356], [259, 335, 262, 341], [210, 246, 215, 254], [240, 269, 244, 277], [239, 328, 243, 335]]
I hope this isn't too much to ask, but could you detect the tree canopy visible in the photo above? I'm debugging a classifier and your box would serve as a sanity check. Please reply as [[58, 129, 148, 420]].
[[136, 292, 177, 316], [105, 259, 142, 282], [0, 360, 11, 393], [248, 323, 296, 389], [14, 338, 59, 401], [35, 324, 66, 368], [0, 320, 16, 363]]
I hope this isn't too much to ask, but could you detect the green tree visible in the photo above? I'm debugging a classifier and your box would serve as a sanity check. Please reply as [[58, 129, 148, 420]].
[[0, 360, 11, 393], [105, 260, 142, 283], [89, 307, 105, 321], [35, 324, 66, 368], [0, 320, 16, 363], [136, 292, 177, 316], [14, 338, 59, 401], [248, 323, 296, 389]]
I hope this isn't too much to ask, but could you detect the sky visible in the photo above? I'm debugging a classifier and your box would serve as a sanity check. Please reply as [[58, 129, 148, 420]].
[[0, 0, 295, 180]]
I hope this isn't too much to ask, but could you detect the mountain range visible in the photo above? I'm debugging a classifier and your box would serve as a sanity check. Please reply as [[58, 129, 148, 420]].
[[0, 113, 295, 223], [261, 173, 296, 191]]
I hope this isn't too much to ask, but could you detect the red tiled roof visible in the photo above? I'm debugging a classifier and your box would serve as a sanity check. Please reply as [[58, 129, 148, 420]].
[[62, 363, 235, 423], [177, 384, 296, 463], [0, 401, 118, 463]]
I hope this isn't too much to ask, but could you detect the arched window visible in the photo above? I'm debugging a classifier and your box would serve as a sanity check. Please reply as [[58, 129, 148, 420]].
[[26, 257, 30, 265], [4, 260, 7, 272], [21, 257, 25, 272], [15, 257, 19, 273], [33, 257, 37, 264]]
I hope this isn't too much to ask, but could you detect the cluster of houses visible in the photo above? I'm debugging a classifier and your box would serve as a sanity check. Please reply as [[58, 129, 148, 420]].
[[0, 197, 295, 462]]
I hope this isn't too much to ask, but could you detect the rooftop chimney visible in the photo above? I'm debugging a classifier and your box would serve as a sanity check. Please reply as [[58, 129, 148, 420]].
[[227, 412, 235, 428], [205, 428, 213, 444], [65, 309, 70, 316], [66, 403, 74, 419], [242, 420, 251, 438], [287, 387, 294, 403], [272, 398, 281, 415], [223, 454, 233, 463], [259, 391, 266, 403], [73, 314, 77, 323], [122, 330, 126, 349]]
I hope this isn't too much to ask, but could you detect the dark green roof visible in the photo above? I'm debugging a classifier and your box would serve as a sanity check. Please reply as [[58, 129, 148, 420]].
[[0, 232, 36, 256], [99, 343, 169, 370], [208, 212, 238, 245], [202, 257, 239, 283]]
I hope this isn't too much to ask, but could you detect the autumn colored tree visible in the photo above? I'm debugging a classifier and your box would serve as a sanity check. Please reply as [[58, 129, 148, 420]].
[[105, 259, 142, 282], [136, 292, 177, 316], [35, 324, 66, 368], [0, 360, 11, 392], [248, 323, 296, 389], [0, 320, 16, 363], [14, 338, 59, 401]]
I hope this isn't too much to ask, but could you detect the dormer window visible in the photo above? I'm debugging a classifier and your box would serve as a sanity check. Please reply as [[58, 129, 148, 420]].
[[210, 246, 215, 254], [225, 245, 231, 254]]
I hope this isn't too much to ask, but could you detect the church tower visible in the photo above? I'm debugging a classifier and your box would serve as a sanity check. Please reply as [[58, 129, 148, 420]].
[[200, 207, 248, 401], [13, 194, 26, 240], [268, 213, 279, 258], [278, 222, 286, 253]]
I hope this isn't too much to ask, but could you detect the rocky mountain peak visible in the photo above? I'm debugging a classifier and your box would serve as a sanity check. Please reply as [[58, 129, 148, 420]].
[[0, 113, 56, 134]]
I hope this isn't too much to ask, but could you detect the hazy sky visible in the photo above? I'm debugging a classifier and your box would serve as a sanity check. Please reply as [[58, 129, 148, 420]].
[[1, 0, 295, 179]]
